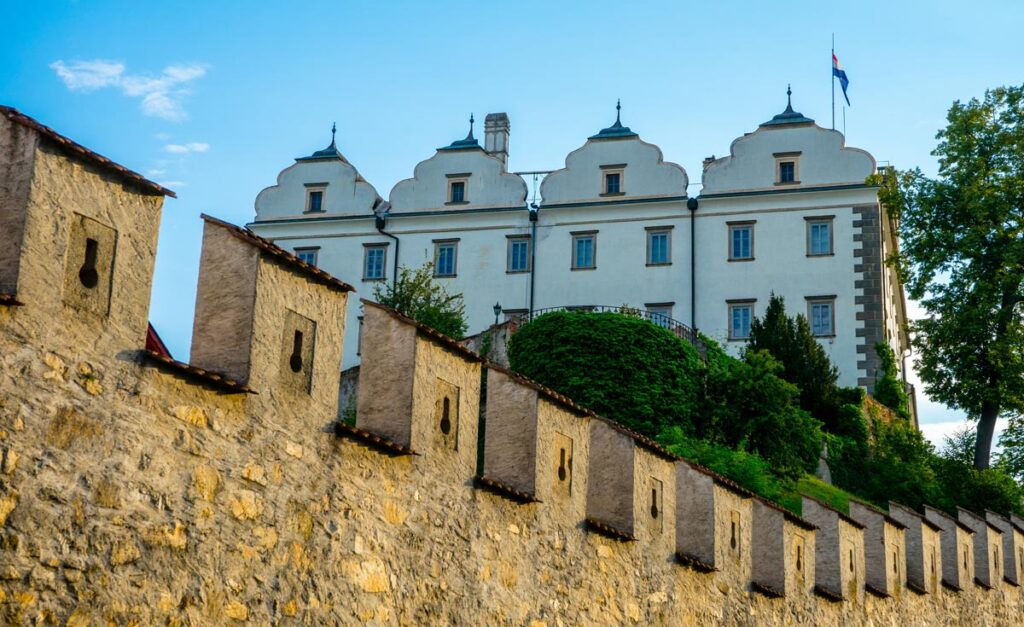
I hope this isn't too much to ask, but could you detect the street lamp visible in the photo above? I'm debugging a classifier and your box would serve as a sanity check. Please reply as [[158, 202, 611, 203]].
[[493, 302, 502, 325]]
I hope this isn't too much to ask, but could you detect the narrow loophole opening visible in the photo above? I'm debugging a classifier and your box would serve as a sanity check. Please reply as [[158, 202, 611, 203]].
[[557, 448, 567, 481], [650, 488, 659, 519], [289, 330, 304, 372], [79, 238, 100, 288], [849, 549, 854, 572], [796, 548, 802, 571], [440, 396, 451, 434], [730, 521, 737, 550]]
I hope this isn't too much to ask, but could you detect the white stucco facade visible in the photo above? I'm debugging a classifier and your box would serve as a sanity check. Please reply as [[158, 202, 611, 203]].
[[249, 100, 910, 395]]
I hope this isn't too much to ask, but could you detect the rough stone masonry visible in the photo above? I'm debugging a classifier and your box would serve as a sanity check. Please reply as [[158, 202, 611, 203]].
[[2, 105, 1024, 625]]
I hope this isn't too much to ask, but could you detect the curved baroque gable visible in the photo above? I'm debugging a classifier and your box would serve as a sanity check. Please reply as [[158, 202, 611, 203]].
[[388, 150, 527, 213], [540, 137, 688, 206], [254, 159, 380, 220], [701, 125, 876, 195]]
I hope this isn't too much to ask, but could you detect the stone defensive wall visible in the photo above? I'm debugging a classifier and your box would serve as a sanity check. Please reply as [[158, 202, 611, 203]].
[[2, 106, 1024, 625]]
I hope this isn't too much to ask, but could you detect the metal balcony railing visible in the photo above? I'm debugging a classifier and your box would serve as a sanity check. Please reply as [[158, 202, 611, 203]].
[[520, 305, 707, 358]]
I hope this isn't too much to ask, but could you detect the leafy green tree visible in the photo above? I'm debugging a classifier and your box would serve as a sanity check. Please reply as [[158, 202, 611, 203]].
[[930, 457, 1023, 515], [373, 262, 468, 339], [876, 85, 1024, 469], [872, 343, 911, 420], [995, 416, 1024, 483], [746, 294, 844, 428], [939, 425, 978, 466], [699, 345, 823, 478]]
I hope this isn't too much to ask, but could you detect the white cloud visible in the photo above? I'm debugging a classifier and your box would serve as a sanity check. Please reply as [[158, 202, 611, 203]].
[[157, 181, 186, 188], [146, 168, 167, 177], [50, 59, 207, 122], [49, 60, 124, 91], [919, 418, 1009, 451], [163, 142, 209, 154]]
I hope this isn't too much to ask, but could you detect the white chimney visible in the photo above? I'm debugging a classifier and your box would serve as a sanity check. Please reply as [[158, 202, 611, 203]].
[[484, 113, 510, 170]]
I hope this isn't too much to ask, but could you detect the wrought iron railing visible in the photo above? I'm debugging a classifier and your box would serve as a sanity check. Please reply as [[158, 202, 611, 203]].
[[520, 305, 707, 358]]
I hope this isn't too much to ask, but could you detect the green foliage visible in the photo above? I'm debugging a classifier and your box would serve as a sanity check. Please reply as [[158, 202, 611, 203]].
[[700, 344, 823, 479], [507, 311, 702, 436], [788, 476, 868, 516], [872, 343, 911, 420], [658, 427, 791, 506], [931, 456, 1024, 515], [995, 416, 1024, 483], [340, 394, 357, 426], [939, 425, 978, 467], [858, 418, 941, 511], [829, 416, 1023, 515], [746, 294, 843, 429], [372, 262, 468, 339], [874, 85, 1024, 468]]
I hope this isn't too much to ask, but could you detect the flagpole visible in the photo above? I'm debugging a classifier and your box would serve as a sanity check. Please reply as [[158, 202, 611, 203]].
[[831, 33, 835, 131]]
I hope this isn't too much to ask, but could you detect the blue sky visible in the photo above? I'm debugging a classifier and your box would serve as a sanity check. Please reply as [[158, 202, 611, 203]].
[[3, 0, 1022, 443]]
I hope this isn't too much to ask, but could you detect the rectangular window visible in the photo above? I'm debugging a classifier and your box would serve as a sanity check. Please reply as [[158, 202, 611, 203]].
[[728, 303, 753, 340], [507, 237, 531, 273], [774, 152, 801, 185], [434, 240, 458, 277], [363, 245, 387, 280], [806, 218, 834, 256], [646, 304, 673, 328], [571, 233, 596, 269], [779, 161, 795, 183], [728, 223, 754, 260], [604, 172, 621, 194], [807, 298, 836, 336], [306, 190, 324, 213], [450, 181, 465, 203], [647, 229, 671, 265], [295, 247, 319, 266]]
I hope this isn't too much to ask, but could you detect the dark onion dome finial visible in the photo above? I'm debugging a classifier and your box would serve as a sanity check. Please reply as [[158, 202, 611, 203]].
[[590, 98, 638, 140], [760, 84, 815, 128], [439, 113, 483, 151], [298, 122, 347, 161]]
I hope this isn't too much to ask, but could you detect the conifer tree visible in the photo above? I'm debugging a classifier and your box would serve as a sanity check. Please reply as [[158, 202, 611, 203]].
[[746, 294, 842, 427]]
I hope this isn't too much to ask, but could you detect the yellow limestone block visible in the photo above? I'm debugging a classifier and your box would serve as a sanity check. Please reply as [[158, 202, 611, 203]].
[[174, 405, 208, 428], [224, 601, 248, 621], [191, 465, 220, 502]]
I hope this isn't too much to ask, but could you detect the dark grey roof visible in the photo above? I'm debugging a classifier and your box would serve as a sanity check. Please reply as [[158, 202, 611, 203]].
[[438, 114, 483, 151], [760, 86, 815, 128], [589, 100, 638, 140]]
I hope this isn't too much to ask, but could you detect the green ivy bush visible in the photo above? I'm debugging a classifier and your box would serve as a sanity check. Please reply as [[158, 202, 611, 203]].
[[872, 342, 911, 420], [507, 311, 701, 436]]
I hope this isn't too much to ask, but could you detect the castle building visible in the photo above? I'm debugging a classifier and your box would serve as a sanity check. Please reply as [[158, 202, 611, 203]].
[[248, 92, 910, 398]]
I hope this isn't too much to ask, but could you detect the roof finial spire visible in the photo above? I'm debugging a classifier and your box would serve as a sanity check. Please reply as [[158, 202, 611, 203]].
[[466, 113, 475, 140], [787, 84, 792, 107], [330, 122, 337, 146], [616, 99, 622, 125]]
